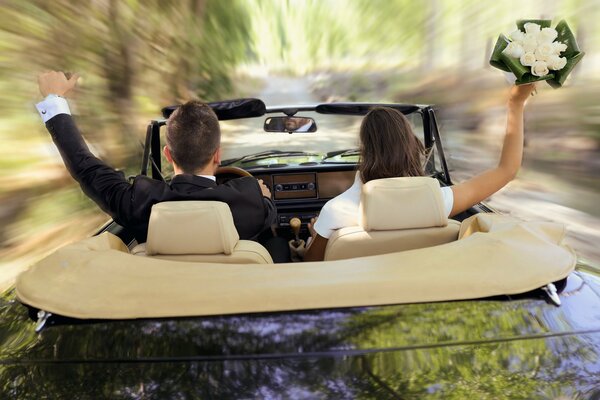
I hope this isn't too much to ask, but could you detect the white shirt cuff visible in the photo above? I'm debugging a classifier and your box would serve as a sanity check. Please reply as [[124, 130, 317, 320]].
[[36, 94, 71, 123]]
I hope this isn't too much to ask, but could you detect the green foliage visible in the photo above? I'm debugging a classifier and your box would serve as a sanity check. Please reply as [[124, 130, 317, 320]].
[[0, 0, 251, 125], [241, 0, 427, 73]]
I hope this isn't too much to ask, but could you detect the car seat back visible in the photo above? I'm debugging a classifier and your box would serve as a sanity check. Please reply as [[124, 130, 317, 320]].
[[324, 177, 460, 261], [131, 201, 273, 264]]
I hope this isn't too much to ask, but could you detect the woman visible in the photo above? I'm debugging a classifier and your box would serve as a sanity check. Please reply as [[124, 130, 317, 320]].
[[302, 83, 537, 261]]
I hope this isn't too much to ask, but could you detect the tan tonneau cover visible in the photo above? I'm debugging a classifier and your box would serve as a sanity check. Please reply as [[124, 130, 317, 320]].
[[16, 214, 576, 319]]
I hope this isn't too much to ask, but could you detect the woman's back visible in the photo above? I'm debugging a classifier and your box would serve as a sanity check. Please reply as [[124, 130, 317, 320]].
[[302, 84, 536, 261], [313, 172, 454, 240]]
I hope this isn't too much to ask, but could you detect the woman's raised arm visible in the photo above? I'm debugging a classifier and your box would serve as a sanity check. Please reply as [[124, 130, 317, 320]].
[[449, 83, 536, 217]]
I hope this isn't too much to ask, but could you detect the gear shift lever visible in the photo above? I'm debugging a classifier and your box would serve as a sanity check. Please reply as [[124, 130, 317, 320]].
[[290, 217, 301, 246]]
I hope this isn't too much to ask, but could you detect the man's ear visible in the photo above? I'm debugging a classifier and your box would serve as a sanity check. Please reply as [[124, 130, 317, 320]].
[[163, 146, 173, 163], [213, 147, 222, 165]]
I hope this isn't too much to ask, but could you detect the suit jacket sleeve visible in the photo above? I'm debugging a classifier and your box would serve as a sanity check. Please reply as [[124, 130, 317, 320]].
[[262, 196, 277, 232], [45, 114, 134, 226]]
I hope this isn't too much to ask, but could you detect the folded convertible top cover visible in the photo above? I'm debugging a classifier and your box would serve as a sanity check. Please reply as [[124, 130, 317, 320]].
[[16, 214, 576, 320]]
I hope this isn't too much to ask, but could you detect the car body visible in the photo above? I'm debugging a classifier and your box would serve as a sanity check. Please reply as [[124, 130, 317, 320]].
[[1, 99, 599, 398]]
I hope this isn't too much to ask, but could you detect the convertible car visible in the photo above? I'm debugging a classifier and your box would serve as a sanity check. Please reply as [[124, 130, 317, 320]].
[[1, 99, 600, 398]]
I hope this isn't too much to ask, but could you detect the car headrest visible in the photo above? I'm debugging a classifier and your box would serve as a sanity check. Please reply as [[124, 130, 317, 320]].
[[359, 177, 448, 231], [146, 201, 239, 256]]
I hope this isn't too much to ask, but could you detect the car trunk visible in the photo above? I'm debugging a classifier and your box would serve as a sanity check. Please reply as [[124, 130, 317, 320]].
[[2, 269, 600, 397]]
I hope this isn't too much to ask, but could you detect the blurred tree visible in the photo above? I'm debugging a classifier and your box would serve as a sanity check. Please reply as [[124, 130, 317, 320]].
[[0, 0, 251, 146], [244, 0, 428, 72], [0, 0, 253, 266]]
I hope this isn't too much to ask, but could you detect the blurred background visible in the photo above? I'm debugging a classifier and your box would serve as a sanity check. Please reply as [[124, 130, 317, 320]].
[[1, 0, 599, 289]]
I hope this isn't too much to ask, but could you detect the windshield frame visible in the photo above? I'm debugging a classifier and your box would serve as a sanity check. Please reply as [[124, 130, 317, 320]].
[[140, 103, 451, 185]]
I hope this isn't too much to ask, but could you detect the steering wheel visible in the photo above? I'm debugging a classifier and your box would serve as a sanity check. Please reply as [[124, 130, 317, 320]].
[[216, 166, 252, 177], [215, 166, 252, 184]]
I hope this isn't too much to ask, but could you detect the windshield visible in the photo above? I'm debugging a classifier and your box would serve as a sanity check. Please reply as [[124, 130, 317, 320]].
[[218, 110, 425, 165], [158, 109, 426, 175]]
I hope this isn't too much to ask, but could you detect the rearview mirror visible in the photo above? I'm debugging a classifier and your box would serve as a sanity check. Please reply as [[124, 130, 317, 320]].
[[264, 116, 317, 133]]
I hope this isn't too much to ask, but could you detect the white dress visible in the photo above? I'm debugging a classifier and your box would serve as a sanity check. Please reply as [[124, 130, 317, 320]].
[[314, 173, 454, 239]]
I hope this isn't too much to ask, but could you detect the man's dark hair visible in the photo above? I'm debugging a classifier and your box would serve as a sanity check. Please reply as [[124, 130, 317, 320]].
[[165, 101, 220, 174]]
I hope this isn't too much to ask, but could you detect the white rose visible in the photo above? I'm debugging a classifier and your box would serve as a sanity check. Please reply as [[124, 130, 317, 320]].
[[524, 22, 541, 35], [510, 29, 525, 43], [520, 52, 537, 67], [538, 27, 558, 43], [531, 60, 550, 77], [534, 42, 555, 61], [553, 41, 568, 54], [502, 41, 524, 58], [522, 35, 538, 53], [547, 55, 567, 70]]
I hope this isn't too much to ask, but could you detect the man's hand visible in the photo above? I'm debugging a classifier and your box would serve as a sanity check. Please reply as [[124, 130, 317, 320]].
[[38, 71, 80, 98], [258, 179, 271, 198]]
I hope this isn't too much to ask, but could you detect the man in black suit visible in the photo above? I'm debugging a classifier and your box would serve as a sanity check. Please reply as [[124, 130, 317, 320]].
[[36, 71, 276, 247]]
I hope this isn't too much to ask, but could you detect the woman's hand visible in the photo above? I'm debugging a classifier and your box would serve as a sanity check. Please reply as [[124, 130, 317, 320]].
[[508, 83, 536, 105], [302, 217, 328, 262], [307, 217, 318, 240], [288, 239, 306, 261]]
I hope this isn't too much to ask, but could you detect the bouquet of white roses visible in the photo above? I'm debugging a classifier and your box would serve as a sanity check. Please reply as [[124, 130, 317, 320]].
[[490, 19, 585, 87]]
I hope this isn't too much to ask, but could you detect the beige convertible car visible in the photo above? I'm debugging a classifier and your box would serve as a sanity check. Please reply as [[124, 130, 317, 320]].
[[2, 99, 598, 398]]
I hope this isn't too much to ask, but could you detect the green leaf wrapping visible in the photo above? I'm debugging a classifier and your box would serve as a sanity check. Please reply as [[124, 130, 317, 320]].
[[489, 34, 511, 72], [516, 19, 552, 31], [548, 20, 584, 87], [499, 52, 529, 80], [516, 73, 555, 85], [489, 19, 585, 88], [554, 19, 580, 58], [547, 51, 585, 88]]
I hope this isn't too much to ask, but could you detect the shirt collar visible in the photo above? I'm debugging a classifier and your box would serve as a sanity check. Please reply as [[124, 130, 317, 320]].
[[170, 174, 217, 188], [196, 174, 216, 181]]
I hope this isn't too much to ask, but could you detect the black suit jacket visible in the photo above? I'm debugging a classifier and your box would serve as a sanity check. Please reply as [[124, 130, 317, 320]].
[[46, 114, 276, 243]]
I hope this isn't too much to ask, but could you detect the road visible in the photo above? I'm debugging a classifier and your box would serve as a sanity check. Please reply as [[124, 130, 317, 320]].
[[220, 75, 360, 160]]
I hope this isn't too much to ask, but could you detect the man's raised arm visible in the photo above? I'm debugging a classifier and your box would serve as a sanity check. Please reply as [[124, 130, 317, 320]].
[[36, 71, 134, 225]]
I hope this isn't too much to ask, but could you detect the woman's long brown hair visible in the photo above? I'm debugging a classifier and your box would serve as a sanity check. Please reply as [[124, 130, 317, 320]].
[[358, 107, 426, 183]]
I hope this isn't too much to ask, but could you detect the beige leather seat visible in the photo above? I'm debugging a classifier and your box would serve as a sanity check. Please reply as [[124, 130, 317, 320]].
[[324, 177, 460, 261], [131, 201, 273, 264]]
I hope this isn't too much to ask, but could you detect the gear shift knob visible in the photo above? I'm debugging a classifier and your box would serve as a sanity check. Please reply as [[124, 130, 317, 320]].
[[290, 217, 301, 242]]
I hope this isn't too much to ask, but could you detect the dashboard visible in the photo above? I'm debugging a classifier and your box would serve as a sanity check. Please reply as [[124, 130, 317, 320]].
[[251, 167, 356, 229]]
